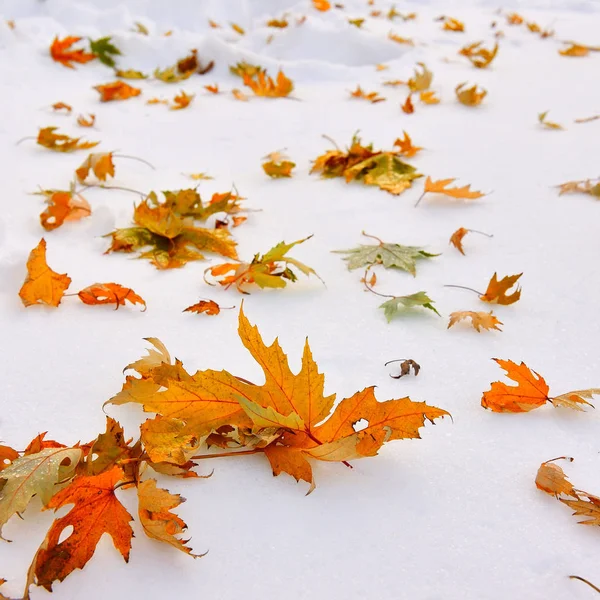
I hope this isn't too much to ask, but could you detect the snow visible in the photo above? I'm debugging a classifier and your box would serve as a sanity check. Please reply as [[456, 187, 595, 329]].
[[0, 0, 599, 598]]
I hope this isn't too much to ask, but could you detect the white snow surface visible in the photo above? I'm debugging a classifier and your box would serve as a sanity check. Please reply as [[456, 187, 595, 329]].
[[1, 0, 599, 598]]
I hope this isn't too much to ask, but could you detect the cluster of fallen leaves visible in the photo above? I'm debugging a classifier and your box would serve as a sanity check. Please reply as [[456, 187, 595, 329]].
[[1, 307, 449, 596]]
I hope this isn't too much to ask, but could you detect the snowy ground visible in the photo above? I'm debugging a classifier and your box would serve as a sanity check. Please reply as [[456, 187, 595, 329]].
[[1, 0, 599, 598]]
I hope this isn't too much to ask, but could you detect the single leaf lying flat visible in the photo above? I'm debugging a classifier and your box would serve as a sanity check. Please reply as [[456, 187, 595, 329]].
[[50, 36, 95, 68], [33, 467, 133, 591], [183, 300, 221, 315], [19, 239, 71, 307], [482, 359, 597, 413], [448, 311, 502, 332], [538, 111, 563, 130], [36, 127, 98, 152], [94, 81, 141, 102], [422, 176, 485, 201], [379, 291, 440, 322], [345, 152, 421, 195], [263, 152, 295, 178], [0, 448, 82, 538], [334, 240, 437, 275], [480, 272, 521, 305], [115, 68, 148, 79], [77, 283, 146, 310]]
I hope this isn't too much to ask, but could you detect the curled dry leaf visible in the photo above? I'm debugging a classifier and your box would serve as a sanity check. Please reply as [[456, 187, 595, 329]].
[[40, 189, 91, 231], [77, 283, 147, 310], [171, 90, 195, 110], [51, 102, 72, 113], [183, 300, 223, 315], [441, 16, 465, 32], [394, 131, 423, 157], [386, 359, 421, 379], [242, 69, 294, 98], [455, 82, 487, 106], [482, 359, 598, 412], [505, 12, 524, 25], [32, 467, 134, 591], [559, 43, 592, 57], [408, 62, 432, 92], [77, 113, 95, 127], [262, 151, 296, 178], [459, 41, 498, 68], [205, 236, 319, 293], [49, 36, 95, 68], [401, 94, 415, 114], [480, 272, 522, 305], [94, 81, 142, 102], [115, 69, 148, 79], [448, 311, 502, 332], [153, 66, 193, 83], [19, 239, 72, 307], [204, 84, 219, 94], [419, 90, 440, 104], [36, 126, 99, 152], [535, 458, 577, 498], [229, 62, 265, 78], [538, 111, 563, 130], [557, 179, 600, 198], [231, 23, 245, 35], [267, 18, 288, 28], [350, 85, 386, 103], [379, 291, 440, 322], [76, 152, 115, 182], [449, 227, 469, 254]]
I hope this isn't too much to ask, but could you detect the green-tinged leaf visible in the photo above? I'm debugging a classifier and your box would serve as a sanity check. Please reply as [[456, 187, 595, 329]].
[[154, 66, 193, 83], [379, 291, 440, 322], [89, 36, 122, 68], [115, 68, 148, 79], [0, 448, 82, 537], [345, 153, 422, 195], [334, 241, 438, 275]]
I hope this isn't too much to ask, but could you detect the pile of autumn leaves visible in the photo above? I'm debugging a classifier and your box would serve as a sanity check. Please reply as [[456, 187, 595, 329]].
[[0, 308, 450, 596]]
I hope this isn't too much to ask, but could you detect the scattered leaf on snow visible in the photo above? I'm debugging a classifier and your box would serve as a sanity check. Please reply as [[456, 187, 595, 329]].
[[114, 69, 148, 79], [448, 311, 502, 332], [36, 126, 99, 152], [51, 102, 72, 113], [440, 16, 465, 32], [386, 359, 421, 379], [419, 90, 440, 104], [480, 272, 522, 305], [19, 239, 72, 307], [388, 32, 414, 45], [350, 85, 386, 103], [459, 41, 498, 68], [171, 90, 195, 110], [76, 152, 115, 182], [379, 291, 440, 322], [183, 299, 225, 315], [456, 82, 487, 106], [77, 283, 147, 310], [394, 131, 422, 157], [401, 94, 415, 113], [40, 189, 91, 231], [76, 113, 95, 127], [313, 0, 331, 10], [449, 227, 492, 254], [242, 69, 294, 98], [49, 36, 95, 68], [538, 110, 563, 130], [89, 36, 121, 67], [408, 62, 432, 92], [557, 179, 600, 198], [95, 81, 141, 102], [204, 84, 219, 94], [262, 151, 296, 178], [417, 176, 485, 206]]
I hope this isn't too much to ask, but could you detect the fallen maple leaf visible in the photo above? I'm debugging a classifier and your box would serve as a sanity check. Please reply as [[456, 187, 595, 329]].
[[19, 239, 72, 307], [379, 291, 440, 322], [388, 32, 414, 45], [455, 82, 486, 106], [459, 41, 498, 68], [313, 0, 331, 10], [76, 113, 95, 127], [482, 359, 599, 412], [204, 84, 219, 94], [408, 62, 432, 92], [51, 102, 72, 113], [538, 110, 563, 130], [36, 126, 98, 152], [0, 447, 82, 538], [89, 36, 121, 67], [49, 36, 95, 69], [114, 69, 148, 79], [39, 189, 91, 231], [394, 131, 422, 157], [75, 152, 115, 182], [138, 479, 200, 556], [535, 458, 577, 498], [77, 283, 146, 310], [94, 81, 141, 102], [401, 94, 415, 113], [242, 69, 293, 98], [557, 178, 600, 198], [449, 227, 492, 255], [171, 90, 195, 110], [448, 311, 502, 332], [419, 90, 440, 104], [350, 85, 386, 103], [505, 12, 524, 25], [441, 16, 465, 32], [385, 359, 420, 379], [183, 299, 226, 315], [334, 231, 437, 276], [262, 151, 296, 178], [205, 236, 319, 293], [417, 176, 485, 206], [232, 88, 249, 101], [480, 272, 522, 305], [559, 43, 591, 57], [33, 467, 134, 591]]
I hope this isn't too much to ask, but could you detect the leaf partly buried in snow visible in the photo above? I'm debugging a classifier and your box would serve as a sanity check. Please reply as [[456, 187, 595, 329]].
[[50, 36, 95, 69], [455, 82, 486, 106], [39, 189, 91, 231]]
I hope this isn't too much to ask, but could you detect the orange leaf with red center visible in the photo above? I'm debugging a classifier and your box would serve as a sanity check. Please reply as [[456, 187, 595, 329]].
[[50, 36, 95, 69], [33, 467, 133, 591], [40, 190, 91, 231], [94, 81, 141, 102], [77, 283, 146, 310], [482, 359, 597, 413], [19, 239, 71, 307]]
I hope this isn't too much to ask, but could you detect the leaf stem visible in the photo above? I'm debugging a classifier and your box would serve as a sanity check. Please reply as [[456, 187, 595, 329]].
[[321, 134, 340, 150], [81, 184, 146, 197], [15, 136, 36, 146], [112, 154, 156, 170], [414, 191, 427, 207], [443, 284, 483, 296], [361, 230, 384, 245], [569, 576, 600, 594], [467, 229, 493, 238], [190, 448, 264, 460], [364, 276, 395, 298]]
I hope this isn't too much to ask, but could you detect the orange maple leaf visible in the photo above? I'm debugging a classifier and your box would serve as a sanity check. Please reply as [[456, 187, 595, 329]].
[[482, 359, 597, 413], [171, 90, 194, 110], [75, 152, 115, 182], [51, 102, 72, 113], [50, 36, 95, 69], [36, 126, 99, 152], [449, 227, 469, 255], [394, 131, 422, 157], [448, 310, 502, 332], [416, 176, 485, 206], [94, 81, 141, 102], [480, 272, 522, 305], [401, 93, 414, 113], [183, 299, 224, 315], [350, 85, 386, 103], [77, 113, 95, 127], [77, 283, 147, 310], [242, 70, 293, 98], [40, 190, 91, 231], [33, 466, 134, 591], [313, 0, 331, 10], [19, 239, 71, 307]]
